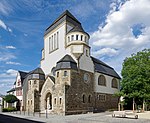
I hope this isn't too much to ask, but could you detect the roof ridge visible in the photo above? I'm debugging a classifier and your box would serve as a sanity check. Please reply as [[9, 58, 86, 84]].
[[45, 10, 80, 31]]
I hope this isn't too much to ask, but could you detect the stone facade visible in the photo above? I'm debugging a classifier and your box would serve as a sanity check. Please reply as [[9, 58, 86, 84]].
[[26, 79, 44, 112], [94, 92, 119, 111], [65, 69, 94, 114]]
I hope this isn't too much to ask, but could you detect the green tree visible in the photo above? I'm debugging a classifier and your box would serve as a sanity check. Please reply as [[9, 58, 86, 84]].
[[120, 49, 150, 111], [4, 94, 18, 103]]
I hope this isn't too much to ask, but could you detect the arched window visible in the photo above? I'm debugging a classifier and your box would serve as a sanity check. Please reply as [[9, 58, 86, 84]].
[[86, 49, 88, 56], [34, 80, 36, 84], [57, 72, 59, 77], [76, 34, 79, 40], [85, 36, 87, 42], [98, 75, 106, 86], [60, 98, 62, 104], [88, 95, 91, 103], [81, 35, 83, 41], [84, 73, 90, 83], [112, 78, 118, 88], [64, 71, 68, 76], [54, 98, 56, 104], [68, 36, 70, 42], [83, 95, 85, 103], [71, 35, 74, 41]]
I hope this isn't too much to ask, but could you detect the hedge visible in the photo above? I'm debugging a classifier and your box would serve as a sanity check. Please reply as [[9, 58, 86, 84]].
[[2, 107, 17, 112]]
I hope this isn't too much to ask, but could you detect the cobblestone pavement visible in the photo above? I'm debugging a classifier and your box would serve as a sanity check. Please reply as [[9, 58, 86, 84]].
[[1, 111, 150, 123]]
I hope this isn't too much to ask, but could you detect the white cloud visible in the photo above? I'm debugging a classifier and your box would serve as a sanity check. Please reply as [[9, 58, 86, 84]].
[[24, 33, 28, 36], [0, 0, 12, 15], [0, 52, 16, 62], [93, 48, 118, 57], [6, 61, 21, 65], [0, 69, 17, 94], [0, 19, 12, 32], [0, 19, 7, 30], [6, 45, 16, 49], [0, 69, 18, 78], [90, 0, 150, 75]]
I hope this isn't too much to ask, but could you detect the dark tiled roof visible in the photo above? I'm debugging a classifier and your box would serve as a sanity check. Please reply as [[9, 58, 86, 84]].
[[19, 71, 28, 78], [68, 26, 84, 33], [18, 71, 28, 84], [91, 57, 121, 79], [57, 54, 76, 63], [7, 88, 15, 93], [47, 76, 55, 83], [44, 10, 81, 36], [55, 54, 78, 71], [29, 67, 45, 75], [67, 25, 90, 37], [13, 81, 16, 85]]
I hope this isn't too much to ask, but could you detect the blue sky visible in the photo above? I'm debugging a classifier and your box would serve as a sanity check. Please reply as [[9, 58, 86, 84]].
[[0, 0, 150, 95]]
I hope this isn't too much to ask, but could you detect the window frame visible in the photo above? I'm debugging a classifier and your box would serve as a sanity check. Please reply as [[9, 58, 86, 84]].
[[112, 78, 118, 89], [98, 75, 106, 86]]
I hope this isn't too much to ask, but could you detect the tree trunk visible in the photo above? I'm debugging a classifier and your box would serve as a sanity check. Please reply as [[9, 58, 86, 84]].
[[133, 98, 135, 112], [118, 102, 120, 111], [142, 99, 145, 112]]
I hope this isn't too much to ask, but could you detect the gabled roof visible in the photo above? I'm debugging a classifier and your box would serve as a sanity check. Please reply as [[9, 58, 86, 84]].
[[44, 10, 81, 36], [19, 71, 28, 79], [91, 56, 121, 79], [7, 88, 15, 93], [18, 71, 28, 84], [55, 54, 78, 71]]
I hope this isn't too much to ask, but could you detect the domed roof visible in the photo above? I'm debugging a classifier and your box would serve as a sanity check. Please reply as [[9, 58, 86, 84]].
[[55, 54, 78, 71], [67, 25, 90, 37], [29, 67, 45, 75], [57, 54, 76, 63]]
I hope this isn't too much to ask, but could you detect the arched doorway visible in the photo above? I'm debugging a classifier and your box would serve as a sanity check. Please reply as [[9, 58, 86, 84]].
[[45, 92, 52, 110], [34, 90, 40, 112], [16, 100, 21, 111]]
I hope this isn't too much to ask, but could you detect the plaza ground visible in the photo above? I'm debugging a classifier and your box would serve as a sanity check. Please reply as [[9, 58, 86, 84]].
[[0, 111, 150, 123]]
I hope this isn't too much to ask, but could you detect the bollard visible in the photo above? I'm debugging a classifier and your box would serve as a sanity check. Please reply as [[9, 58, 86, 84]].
[[33, 112, 35, 116], [46, 109, 48, 118], [39, 112, 41, 117], [20, 110, 21, 114], [28, 109, 29, 116], [24, 110, 25, 115]]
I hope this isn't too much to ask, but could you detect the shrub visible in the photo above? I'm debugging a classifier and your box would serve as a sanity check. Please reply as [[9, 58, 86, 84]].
[[2, 107, 17, 112]]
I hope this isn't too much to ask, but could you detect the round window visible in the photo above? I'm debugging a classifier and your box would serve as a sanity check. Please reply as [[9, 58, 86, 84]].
[[84, 73, 90, 83]]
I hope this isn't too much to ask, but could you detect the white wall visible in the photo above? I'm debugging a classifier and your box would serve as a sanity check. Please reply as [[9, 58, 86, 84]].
[[15, 72, 23, 105], [16, 72, 21, 88], [41, 23, 67, 75], [94, 72, 119, 94], [0, 97, 2, 105], [41, 22, 78, 75], [79, 46, 94, 73]]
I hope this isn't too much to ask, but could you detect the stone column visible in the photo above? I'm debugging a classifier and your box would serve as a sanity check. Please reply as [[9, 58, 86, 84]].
[[47, 97, 49, 110]]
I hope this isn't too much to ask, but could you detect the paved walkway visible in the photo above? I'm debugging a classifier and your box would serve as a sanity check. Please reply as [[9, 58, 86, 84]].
[[1, 111, 150, 123]]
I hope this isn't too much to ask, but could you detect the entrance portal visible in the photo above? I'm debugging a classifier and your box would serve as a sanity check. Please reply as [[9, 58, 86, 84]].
[[45, 92, 52, 110]]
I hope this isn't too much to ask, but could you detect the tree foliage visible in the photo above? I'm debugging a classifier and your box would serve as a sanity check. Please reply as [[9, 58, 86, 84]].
[[120, 49, 150, 100], [4, 94, 18, 103]]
